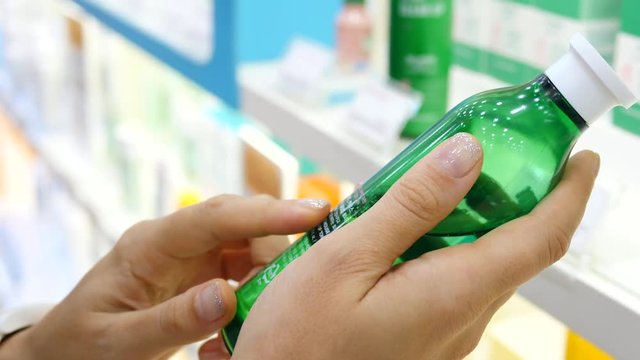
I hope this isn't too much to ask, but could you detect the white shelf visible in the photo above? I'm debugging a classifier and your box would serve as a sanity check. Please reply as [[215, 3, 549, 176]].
[[0, 107, 136, 242], [35, 135, 138, 242], [239, 62, 640, 358], [239, 62, 410, 183]]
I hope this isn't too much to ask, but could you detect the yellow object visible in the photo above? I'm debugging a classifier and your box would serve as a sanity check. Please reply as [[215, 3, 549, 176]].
[[178, 189, 202, 209], [298, 175, 341, 209], [565, 331, 613, 360]]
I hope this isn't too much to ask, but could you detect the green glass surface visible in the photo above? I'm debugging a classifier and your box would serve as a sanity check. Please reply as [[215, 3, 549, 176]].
[[222, 75, 586, 352]]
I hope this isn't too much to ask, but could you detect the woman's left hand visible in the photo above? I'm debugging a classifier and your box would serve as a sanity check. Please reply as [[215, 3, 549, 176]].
[[0, 195, 329, 360]]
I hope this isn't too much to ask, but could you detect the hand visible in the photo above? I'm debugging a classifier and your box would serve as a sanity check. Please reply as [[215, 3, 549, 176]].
[[233, 133, 600, 360], [0, 195, 329, 360]]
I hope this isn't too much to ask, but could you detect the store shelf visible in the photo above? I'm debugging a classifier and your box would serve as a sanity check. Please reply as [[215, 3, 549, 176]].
[[520, 260, 640, 359], [239, 62, 640, 358], [0, 107, 136, 242], [239, 62, 411, 183]]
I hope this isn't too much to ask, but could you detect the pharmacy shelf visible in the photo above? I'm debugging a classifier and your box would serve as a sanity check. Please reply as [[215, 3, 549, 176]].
[[0, 107, 136, 243], [239, 62, 640, 358], [239, 62, 411, 183]]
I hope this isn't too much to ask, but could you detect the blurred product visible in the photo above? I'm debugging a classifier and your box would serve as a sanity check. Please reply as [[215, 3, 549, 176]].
[[390, 0, 453, 138], [298, 174, 342, 209], [453, 0, 622, 86], [241, 125, 299, 199], [614, 0, 640, 135], [336, 0, 372, 71], [565, 331, 614, 360]]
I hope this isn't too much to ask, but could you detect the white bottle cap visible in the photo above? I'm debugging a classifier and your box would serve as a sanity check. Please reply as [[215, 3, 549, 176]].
[[545, 33, 637, 125]]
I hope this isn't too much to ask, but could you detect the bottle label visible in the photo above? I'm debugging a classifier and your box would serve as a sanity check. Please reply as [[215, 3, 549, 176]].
[[255, 239, 311, 287], [309, 185, 368, 245], [249, 186, 370, 289], [404, 54, 440, 75], [399, 0, 447, 18]]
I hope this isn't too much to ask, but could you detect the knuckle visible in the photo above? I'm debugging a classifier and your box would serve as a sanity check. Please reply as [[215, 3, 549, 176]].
[[253, 193, 276, 202], [157, 300, 183, 336], [391, 176, 444, 224], [203, 194, 239, 211], [118, 220, 154, 248], [325, 245, 375, 276], [307, 235, 379, 283], [544, 223, 572, 265], [198, 194, 242, 222]]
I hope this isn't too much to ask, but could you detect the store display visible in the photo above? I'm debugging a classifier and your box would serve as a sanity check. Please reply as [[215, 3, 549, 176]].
[[346, 80, 421, 152], [277, 38, 335, 106], [78, 0, 214, 62], [336, 0, 372, 71], [613, 0, 640, 135], [240, 125, 299, 200], [390, 0, 453, 138], [2, 1, 640, 358], [453, 0, 621, 86], [221, 35, 637, 351]]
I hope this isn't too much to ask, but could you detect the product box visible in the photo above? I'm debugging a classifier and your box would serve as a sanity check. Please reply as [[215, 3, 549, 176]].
[[453, 0, 493, 74], [486, 0, 541, 85], [452, 0, 621, 86], [613, 0, 640, 135], [74, 0, 342, 107], [530, 0, 621, 66]]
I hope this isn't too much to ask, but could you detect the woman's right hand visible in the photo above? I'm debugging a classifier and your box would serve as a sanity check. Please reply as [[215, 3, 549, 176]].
[[215, 133, 599, 360]]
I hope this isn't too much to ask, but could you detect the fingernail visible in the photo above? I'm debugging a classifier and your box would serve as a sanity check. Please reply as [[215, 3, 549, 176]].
[[195, 282, 225, 322], [297, 198, 329, 210], [433, 133, 482, 178]]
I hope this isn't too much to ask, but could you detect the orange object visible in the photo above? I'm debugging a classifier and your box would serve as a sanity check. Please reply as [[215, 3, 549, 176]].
[[565, 331, 613, 360], [298, 175, 341, 209]]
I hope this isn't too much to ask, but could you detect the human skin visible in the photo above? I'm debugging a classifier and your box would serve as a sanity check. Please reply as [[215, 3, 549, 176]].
[[0, 196, 330, 360]]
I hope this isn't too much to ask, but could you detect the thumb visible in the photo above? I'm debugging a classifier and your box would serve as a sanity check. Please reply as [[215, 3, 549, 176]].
[[338, 133, 482, 269], [117, 279, 237, 358]]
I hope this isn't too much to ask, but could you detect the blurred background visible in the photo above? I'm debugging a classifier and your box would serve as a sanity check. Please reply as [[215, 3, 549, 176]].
[[0, 0, 639, 358]]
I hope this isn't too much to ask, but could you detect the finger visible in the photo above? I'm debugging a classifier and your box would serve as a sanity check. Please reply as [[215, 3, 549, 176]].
[[199, 336, 231, 360], [413, 151, 600, 303], [334, 133, 482, 268], [250, 235, 291, 265], [220, 248, 254, 281], [469, 150, 599, 288], [113, 279, 236, 358], [216, 236, 290, 281], [129, 195, 329, 258]]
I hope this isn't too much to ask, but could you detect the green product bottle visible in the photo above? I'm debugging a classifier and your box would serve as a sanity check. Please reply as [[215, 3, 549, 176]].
[[222, 35, 636, 352], [389, 0, 453, 138]]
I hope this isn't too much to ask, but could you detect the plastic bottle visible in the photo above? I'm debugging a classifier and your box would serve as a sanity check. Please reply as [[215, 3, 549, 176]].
[[336, 0, 372, 71], [221, 34, 637, 352], [389, 0, 453, 138]]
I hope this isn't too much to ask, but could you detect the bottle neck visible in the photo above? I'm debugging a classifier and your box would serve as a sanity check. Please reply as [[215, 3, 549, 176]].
[[539, 74, 588, 132]]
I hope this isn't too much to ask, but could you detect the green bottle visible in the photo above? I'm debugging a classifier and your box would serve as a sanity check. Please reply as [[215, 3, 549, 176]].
[[389, 0, 453, 138], [222, 35, 636, 352]]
